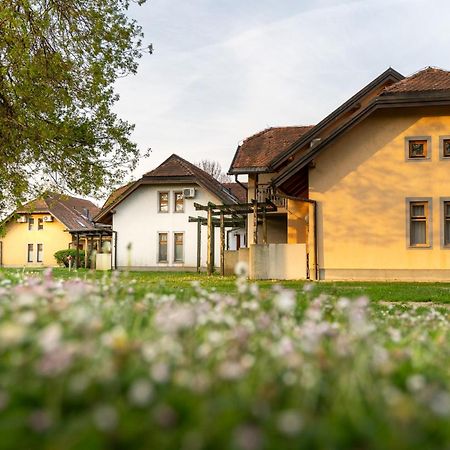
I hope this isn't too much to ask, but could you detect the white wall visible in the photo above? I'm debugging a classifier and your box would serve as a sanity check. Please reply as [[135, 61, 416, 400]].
[[113, 184, 225, 269], [228, 228, 246, 251]]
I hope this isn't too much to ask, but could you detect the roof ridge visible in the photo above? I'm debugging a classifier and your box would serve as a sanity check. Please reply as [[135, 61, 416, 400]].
[[242, 125, 314, 144]]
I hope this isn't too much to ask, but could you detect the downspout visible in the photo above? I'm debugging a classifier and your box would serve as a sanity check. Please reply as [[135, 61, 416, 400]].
[[113, 230, 118, 270], [276, 192, 319, 281], [234, 174, 248, 195]]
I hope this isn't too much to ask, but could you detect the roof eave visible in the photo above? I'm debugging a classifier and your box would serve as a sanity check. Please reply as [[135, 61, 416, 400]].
[[273, 95, 450, 188], [270, 67, 405, 171]]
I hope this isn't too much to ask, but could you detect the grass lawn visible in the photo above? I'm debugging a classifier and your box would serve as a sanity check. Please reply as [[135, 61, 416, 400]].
[[2, 268, 450, 303], [0, 267, 449, 449]]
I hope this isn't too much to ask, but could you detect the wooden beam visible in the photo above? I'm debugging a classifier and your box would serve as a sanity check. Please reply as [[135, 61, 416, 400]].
[[220, 212, 225, 277], [207, 207, 213, 275], [252, 199, 258, 244], [262, 206, 267, 244], [197, 218, 201, 273], [75, 234, 80, 268]]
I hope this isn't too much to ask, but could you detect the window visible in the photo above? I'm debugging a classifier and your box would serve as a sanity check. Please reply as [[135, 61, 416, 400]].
[[174, 233, 184, 262], [174, 192, 184, 213], [439, 136, 450, 159], [28, 217, 34, 231], [27, 244, 34, 262], [158, 233, 168, 262], [159, 192, 169, 213], [38, 218, 44, 230], [443, 201, 450, 246], [37, 244, 43, 262], [409, 140, 427, 158], [406, 137, 431, 160], [409, 201, 430, 247]]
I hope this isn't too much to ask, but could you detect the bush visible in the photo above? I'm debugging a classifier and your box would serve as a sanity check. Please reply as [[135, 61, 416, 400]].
[[54, 249, 86, 268]]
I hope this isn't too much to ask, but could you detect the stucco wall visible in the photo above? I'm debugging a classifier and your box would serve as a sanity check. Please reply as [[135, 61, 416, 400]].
[[112, 184, 224, 269], [0, 215, 71, 267], [248, 243, 307, 280], [309, 107, 450, 280]]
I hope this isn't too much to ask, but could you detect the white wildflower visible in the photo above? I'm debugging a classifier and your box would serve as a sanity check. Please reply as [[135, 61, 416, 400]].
[[276, 410, 303, 436], [234, 261, 248, 277], [0, 322, 26, 346], [128, 379, 154, 407], [151, 362, 170, 383], [406, 374, 426, 392], [274, 290, 296, 314], [93, 405, 118, 431], [38, 323, 62, 352]]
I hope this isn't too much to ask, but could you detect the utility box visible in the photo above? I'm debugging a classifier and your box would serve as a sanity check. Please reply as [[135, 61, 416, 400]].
[[96, 253, 112, 271]]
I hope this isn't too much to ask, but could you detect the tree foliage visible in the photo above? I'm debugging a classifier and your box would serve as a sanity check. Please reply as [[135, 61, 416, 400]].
[[196, 159, 231, 183], [0, 0, 149, 213]]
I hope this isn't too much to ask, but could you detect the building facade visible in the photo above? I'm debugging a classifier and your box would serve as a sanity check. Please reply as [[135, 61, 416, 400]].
[[96, 154, 245, 271], [230, 67, 450, 281]]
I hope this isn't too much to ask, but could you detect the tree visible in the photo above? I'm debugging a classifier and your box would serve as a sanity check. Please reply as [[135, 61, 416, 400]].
[[196, 159, 231, 183], [0, 0, 151, 213]]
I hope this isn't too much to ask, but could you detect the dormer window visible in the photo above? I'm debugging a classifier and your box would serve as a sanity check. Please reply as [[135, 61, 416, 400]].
[[406, 137, 431, 160]]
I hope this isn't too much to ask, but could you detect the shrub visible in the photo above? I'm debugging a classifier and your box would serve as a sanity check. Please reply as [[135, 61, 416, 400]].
[[54, 249, 86, 268]]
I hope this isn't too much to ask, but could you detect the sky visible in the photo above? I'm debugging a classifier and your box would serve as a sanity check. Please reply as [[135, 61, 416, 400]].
[[115, 0, 450, 181]]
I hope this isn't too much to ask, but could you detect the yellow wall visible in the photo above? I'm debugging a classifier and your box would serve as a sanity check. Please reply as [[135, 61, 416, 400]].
[[309, 107, 450, 280], [0, 214, 72, 268], [287, 199, 309, 244]]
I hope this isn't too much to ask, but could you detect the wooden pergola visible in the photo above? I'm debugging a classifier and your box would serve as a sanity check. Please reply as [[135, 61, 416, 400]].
[[191, 200, 277, 275], [68, 226, 113, 269]]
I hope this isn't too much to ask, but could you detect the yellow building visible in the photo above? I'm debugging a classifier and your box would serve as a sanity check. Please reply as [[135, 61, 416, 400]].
[[230, 67, 450, 281], [0, 193, 100, 268]]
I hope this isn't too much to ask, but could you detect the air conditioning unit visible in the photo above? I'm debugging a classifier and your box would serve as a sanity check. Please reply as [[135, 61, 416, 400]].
[[43, 215, 53, 222], [16, 216, 27, 223], [183, 188, 196, 198]]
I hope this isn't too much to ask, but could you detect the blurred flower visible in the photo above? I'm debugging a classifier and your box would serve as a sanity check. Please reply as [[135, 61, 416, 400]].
[[0, 322, 26, 346], [234, 261, 248, 278], [274, 290, 296, 314], [128, 378, 154, 407], [28, 409, 53, 433], [93, 404, 118, 432], [233, 425, 262, 450], [38, 323, 62, 352], [276, 410, 303, 436]]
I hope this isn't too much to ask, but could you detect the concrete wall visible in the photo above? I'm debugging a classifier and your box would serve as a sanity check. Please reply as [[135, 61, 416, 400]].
[[0, 214, 72, 268], [309, 107, 450, 280], [248, 243, 307, 280], [224, 250, 239, 275], [113, 184, 225, 270]]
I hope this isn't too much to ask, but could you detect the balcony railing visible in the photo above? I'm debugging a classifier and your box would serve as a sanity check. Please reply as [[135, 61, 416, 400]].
[[256, 185, 287, 209]]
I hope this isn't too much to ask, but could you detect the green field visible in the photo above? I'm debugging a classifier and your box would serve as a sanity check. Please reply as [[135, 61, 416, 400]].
[[0, 268, 449, 449], [2, 268, 450, 304]]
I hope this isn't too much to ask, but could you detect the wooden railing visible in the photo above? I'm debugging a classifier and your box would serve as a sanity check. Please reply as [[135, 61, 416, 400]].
[[256, 185, 287, 209]]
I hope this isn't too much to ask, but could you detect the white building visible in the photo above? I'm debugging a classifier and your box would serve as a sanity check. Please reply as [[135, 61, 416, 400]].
[[95, 154, 246, 271]]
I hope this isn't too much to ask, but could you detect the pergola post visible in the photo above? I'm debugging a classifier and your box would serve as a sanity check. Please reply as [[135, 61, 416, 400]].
[[207, 206, 213, 275], [252, 199, 258, 244], [84, 237, 89, 268], [75, 234, 80, 268], [197, 218, 201, 273], [262, 206, 268, 244], [220, 212, 225, 276], [89, 235, 94, 269]]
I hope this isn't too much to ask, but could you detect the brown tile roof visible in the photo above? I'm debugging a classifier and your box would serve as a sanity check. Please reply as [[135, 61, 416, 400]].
[[382, 67, 450, 95], [144, 154, 239, 204], [102, 182, 136, 209], [222, 182, 247, 203], [230, 126, 314, 173], [16, 193, 100, 231], [95, 154, 240, 223]]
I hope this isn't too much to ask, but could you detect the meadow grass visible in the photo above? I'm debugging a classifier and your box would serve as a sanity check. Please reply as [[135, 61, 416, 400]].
[[0, 267, 448, 449], [2, 268, 450, 303]]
